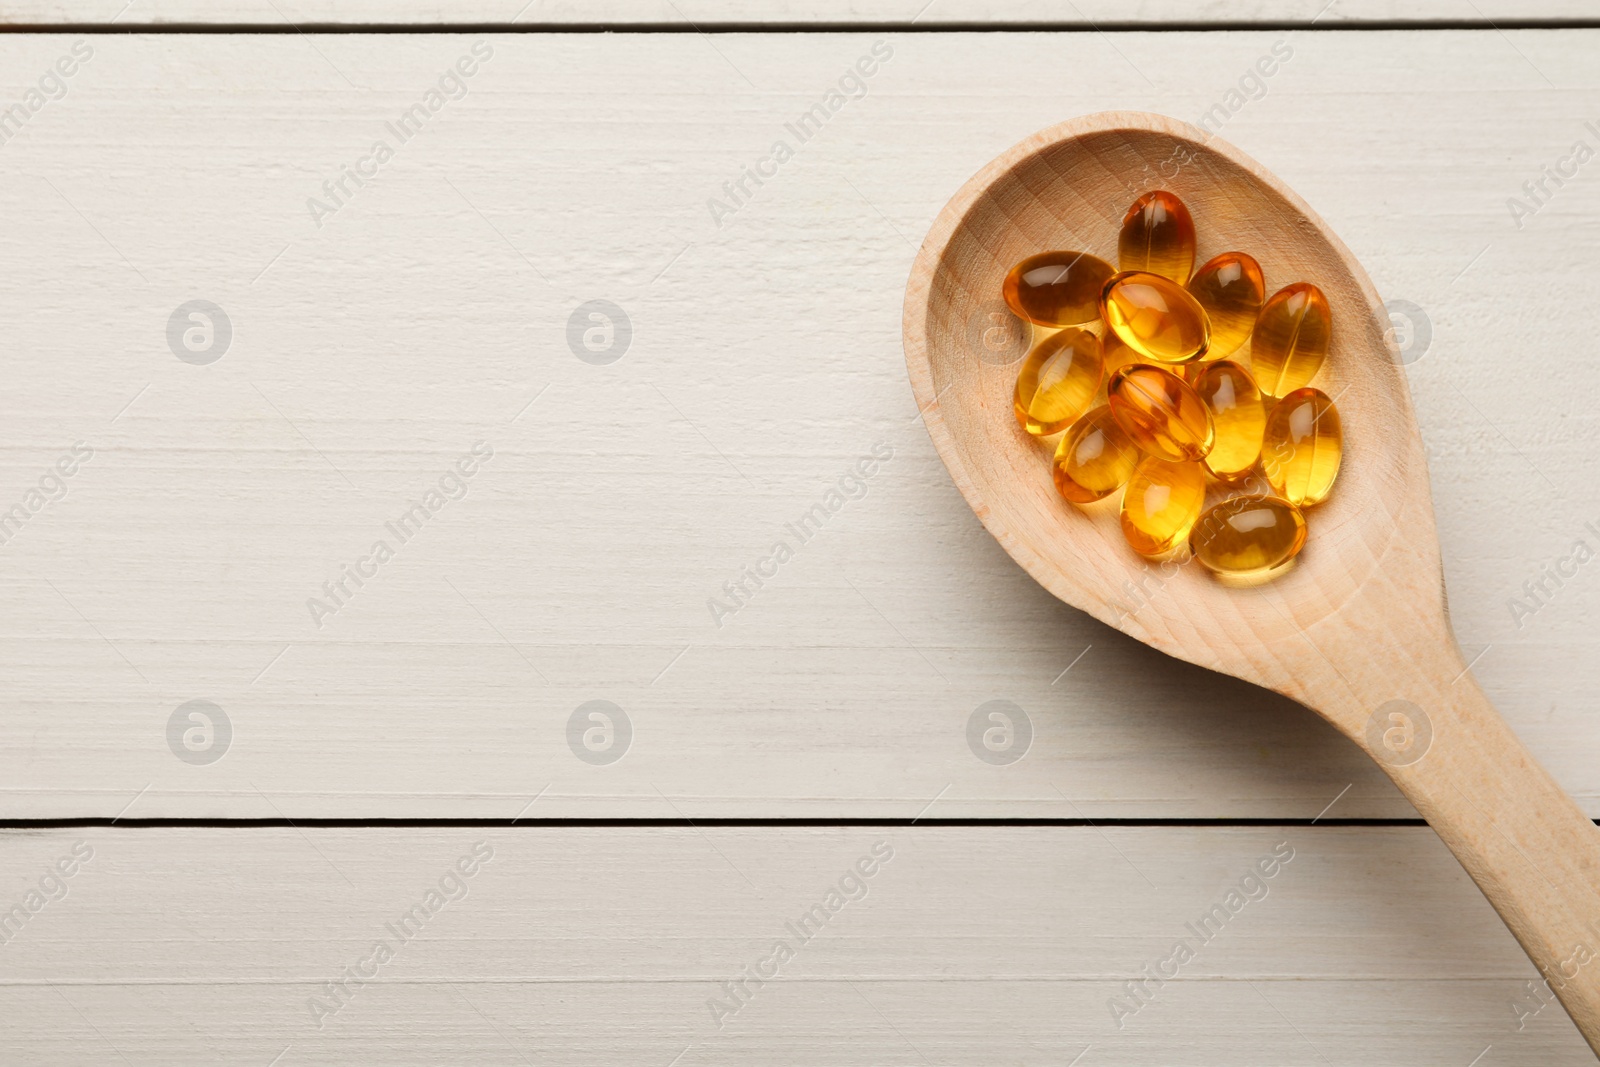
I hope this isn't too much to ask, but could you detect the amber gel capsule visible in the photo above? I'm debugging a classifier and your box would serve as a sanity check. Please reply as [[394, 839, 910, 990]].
[[1187, 252, 1265, 360], [1013, 328, 1104, 436], [1263, 387, 1343, 507], [1190, 496, 1308, 577], [1107, 364, 1214, 463], [1101, 271, 1211, 364], [1052, 405, 1140, 504], [1120, 457, 1206, 557], [1252, 282, 1332, 397], [1118, 190, 1196, 284], [1003, 251, 1116, 327], [1192, 361, 1265, 481]]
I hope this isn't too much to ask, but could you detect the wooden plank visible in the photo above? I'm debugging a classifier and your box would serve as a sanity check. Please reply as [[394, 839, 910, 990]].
[[0, 825, 1589, 1063], [1, 1, 1594, 28], [0, 30, 1596, 818]]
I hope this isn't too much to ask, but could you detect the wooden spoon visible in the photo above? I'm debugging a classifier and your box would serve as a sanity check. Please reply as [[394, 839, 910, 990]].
[[903, 110, 1600, 1055]]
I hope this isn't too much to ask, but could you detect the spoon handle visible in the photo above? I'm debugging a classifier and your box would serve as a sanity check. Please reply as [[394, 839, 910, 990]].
[[1351, 667, 1600, 1054]]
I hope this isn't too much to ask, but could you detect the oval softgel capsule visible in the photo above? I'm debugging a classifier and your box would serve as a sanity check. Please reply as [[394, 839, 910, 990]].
[[1192, 360, 1265, 481], [1013, 328, 1103, 436], [1003, 251, 1116, 327], [1052, 405, 1140, 504], [1264, 386, 1342, 507], [1120, 456, 1206, 557], [1190, 495, 1308, 577], [1252, 282, 1331, 397], [1187, 251, 1264, 360], [1118, 190, 1196, 284], [1101, 271, 1211, 364], [1107, 364, 1214, 463]]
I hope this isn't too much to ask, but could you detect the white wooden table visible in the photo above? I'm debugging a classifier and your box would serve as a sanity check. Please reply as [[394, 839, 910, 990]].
[[1, 3, 1598, 1062]]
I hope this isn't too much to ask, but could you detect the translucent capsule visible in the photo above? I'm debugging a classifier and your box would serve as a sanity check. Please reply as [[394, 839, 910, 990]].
[[1003, 251, 1116, 327], [1118, 190, 1196, 284], [1251, 282, 1331, 397], [1013, 328, 1103, 436], [1191, 361, 1265, 481], [1052, 405, 1140, 504], [1107, 364, 1213, 463], [1263, 387, 1343, 507], [1189, 496, 1307, 578], [1120, 457, 1206, 557], [1187, 252, 1264, 360], [1101, 271, 1211, 364]]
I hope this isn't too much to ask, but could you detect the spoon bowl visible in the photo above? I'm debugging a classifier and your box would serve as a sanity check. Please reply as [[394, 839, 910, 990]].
[[904, 111, 1600, 1056]]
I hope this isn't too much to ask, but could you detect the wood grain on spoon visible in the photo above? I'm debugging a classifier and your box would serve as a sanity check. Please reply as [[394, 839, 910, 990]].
[[902, 110, 1600, 1056]]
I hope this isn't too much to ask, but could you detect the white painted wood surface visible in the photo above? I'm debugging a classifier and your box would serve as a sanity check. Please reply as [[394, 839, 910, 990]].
[[1, 1, 1593, 26], [0, 825, 1590, 1064], [4, 15, 1600, 1064], [0, 29, 1597, 818]]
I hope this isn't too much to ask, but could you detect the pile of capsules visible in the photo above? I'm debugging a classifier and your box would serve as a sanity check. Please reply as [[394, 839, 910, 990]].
[[1003, 189, 1342, 581]]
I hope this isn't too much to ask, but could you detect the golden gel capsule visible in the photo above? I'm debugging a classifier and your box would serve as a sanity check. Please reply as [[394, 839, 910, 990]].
[[1003, 251, 1116, 327], [1120, 457, 1206, 557], [1192, 360, 1265, 481], [1251, 282, 1331, 397], [1187, 252, 1264, 360], [1263, 387, 1343, 507], [1101, 271, 1211, 364], [1013, 328, 1103, 436], [1118, 190, 1196, 284], [1107, 364, 1213, 463], [1052, 405, 1140, 504], [1189, 496, 1307, 577]]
